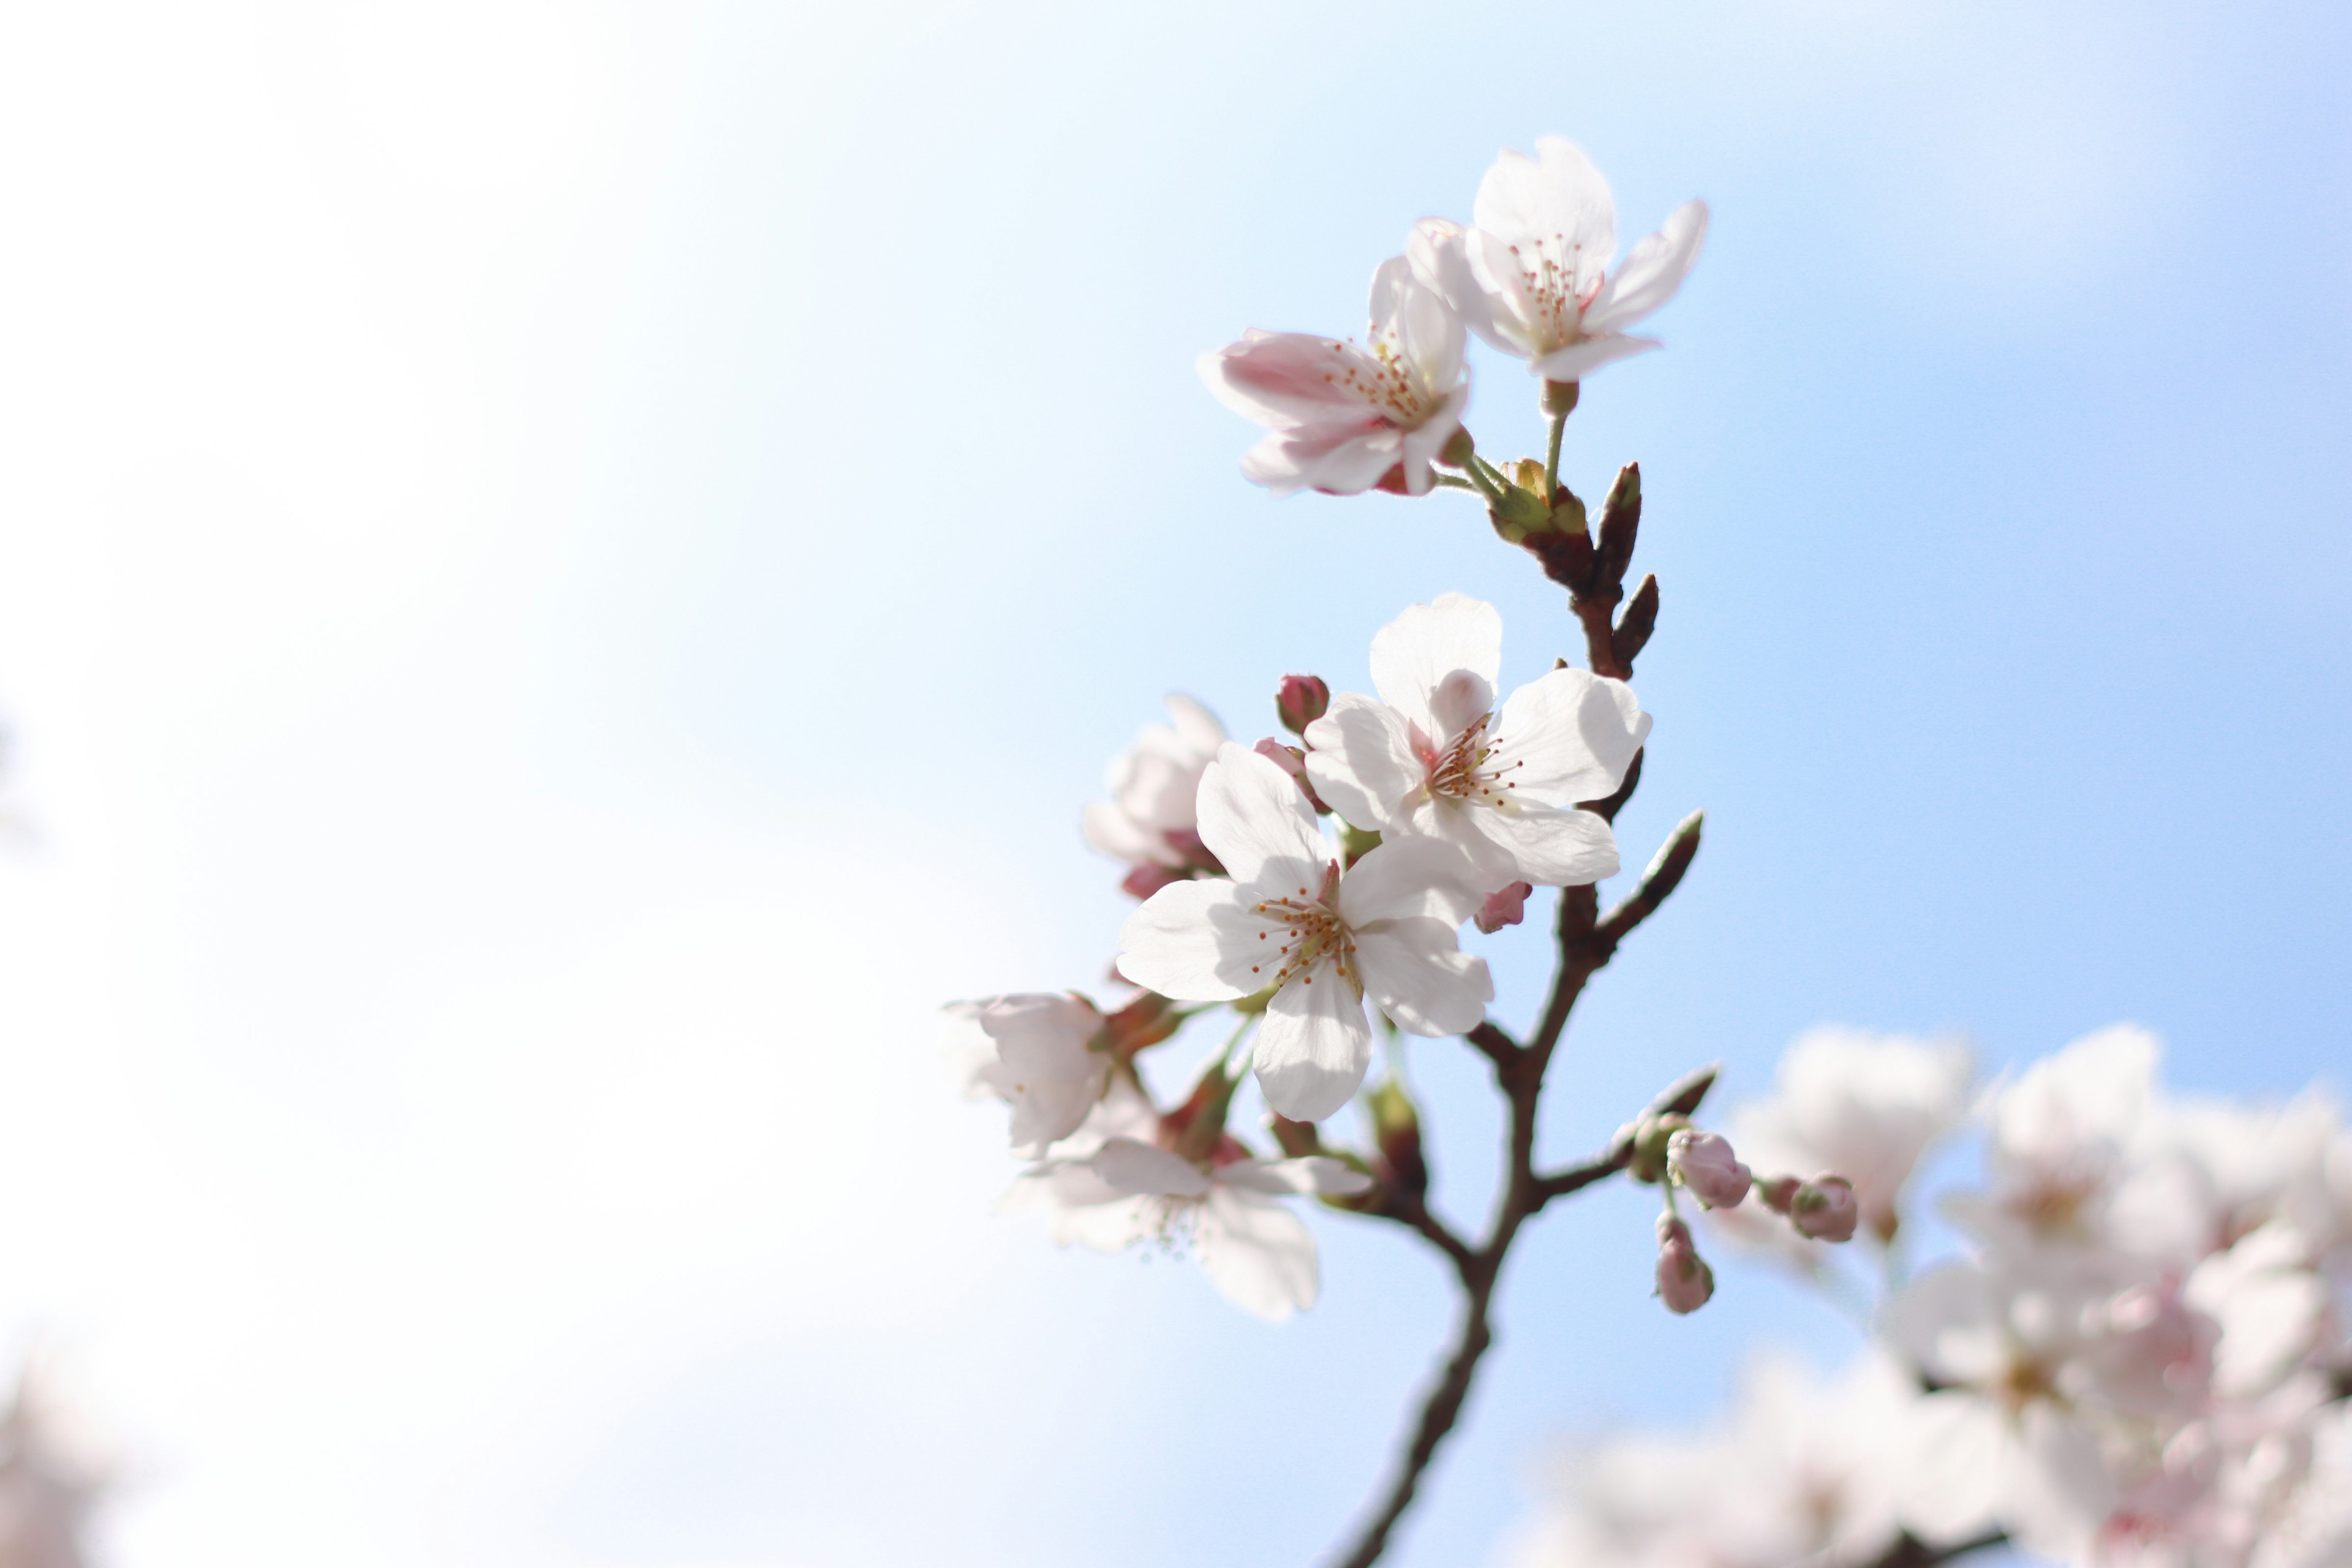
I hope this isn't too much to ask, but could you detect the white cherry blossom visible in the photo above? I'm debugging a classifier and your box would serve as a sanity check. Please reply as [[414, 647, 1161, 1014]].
[[949, 993, 1112, 1156], [1946, 1023, 2162, 1257], [1409, 137, 1707, 384], [1727, 1025, 1975, 1246], [1083, 695, 1227, 897], [1303, 593, 1648, 888], [1116, 742, 1494, 1121], [1200, 256, 1469, 497]]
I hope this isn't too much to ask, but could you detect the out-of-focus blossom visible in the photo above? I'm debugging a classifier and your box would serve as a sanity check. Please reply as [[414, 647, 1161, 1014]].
[[1117, 743, 1493, 1121], [1507, 1352, 1917, 1568], [1303, 593, 1649, 888], [1083, 695, 1227, 897], [1668, 1129, 1751, 1210], [1725, 1026, 1974, 1246], [1790, 1177, 1860, 1242], [1200, 257, 1468, 497], [1950, 1023, 2161, 1255], [1409, 138, 1706, 385], [0, 1362, 109, 1568], [949, 993, 1112, 1156]]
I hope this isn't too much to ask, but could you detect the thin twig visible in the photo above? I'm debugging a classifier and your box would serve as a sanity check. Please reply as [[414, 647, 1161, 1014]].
[[1860, 1531, 2011, 1568]]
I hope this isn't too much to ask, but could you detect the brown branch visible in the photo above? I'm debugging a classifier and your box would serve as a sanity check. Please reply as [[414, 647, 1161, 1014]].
[[1861, 1531, 2010, 1568]]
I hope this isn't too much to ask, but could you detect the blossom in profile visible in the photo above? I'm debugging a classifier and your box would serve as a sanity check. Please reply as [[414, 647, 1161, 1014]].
[[1304, 593, 1649, 888], [949, 993, 1112, 1156], [1200, 257, 1469, 497], [1083, 695, 1227, 897], [1409, 137, 1706, 384], [1116, 743, 1493, 1121]]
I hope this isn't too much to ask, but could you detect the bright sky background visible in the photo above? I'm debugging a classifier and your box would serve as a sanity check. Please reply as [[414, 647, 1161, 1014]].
[[0, 2, 2346, 1565]]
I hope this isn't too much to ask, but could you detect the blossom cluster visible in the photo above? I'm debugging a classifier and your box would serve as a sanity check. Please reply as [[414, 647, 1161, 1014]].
[[1512, 1027, 2352, 1568], [951, 587, 1656, 1319]]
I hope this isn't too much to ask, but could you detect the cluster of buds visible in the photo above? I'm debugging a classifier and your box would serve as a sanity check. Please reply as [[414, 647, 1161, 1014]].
[[1623, 1112, 1857, 1314]]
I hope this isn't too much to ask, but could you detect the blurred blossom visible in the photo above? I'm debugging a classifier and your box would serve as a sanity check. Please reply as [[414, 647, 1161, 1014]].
[[1084, 695, 1229, 898]]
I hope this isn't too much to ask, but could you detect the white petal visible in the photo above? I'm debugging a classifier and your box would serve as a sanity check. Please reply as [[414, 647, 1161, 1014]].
[[1194, 741, 1328, 888], [1399, 797, 1523, 891], [1460, 225, 1551, 360], [1895, 1392, 2007, 1546], [1493, 668, 1650, 806], [1582, 199, 1708, 335], [1164, 693, 1226, 755], [1338, 834, 1488, 926], [1253, 970, 1373, 1121], [1395, 383, 1471, 496], [1195, 1185, 1318, 1322], [1088, 1136, 1212, 1199], [1528, 334, 1661, 383], [1368, 593, 1503, 742], [1406, 217, 1507, 352], [1354, 919, 1492, 1038], [1303, 694, 1422, 831], [979, 993, 1102, 1079], [1373, 256, 1466, 402], [1198, 330, 1378, 429], [1117, 878, 1254, 1001], [1238, 421, 1400, 498], [1082, 799, 1161, 864], [2002, 1406, 2116, 1562], [1220, 1156, 1374, 1197], [1463, 803, 1619, 887], [1473, 137, 1616, 277]]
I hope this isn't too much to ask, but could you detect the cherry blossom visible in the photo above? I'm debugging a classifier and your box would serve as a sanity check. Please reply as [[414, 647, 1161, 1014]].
[[1408, 137, 1707, 385], [1200, 257, 1469, 497], [1668, 1129, 1751, 1210], [1116, 742, 1494, 1121], [1303, 593, 1649, 889], [950, 993, 1112, 1156], [1083, 695, 1227, 897]]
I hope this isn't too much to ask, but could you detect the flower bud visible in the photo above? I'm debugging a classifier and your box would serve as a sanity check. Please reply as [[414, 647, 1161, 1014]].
[[1754, 1175, 1801, 1215], [1368, 1077, 1427, 1203], [1121, 862, 1186, 900], [1623, 1112, 1692, 1185], [1653, 1215, 1714, 1315], [1253, 737, 1329, 812], [1275, 675, 1330, 736], [1165, 1065, 1238, 1164], [1474, 881, 1533, 935], [1790, 1175, 1860, 1242], [1667, 1129, 1751, 1210]]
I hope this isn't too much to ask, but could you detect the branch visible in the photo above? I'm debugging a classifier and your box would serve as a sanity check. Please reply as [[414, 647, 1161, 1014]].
[[1594, 810, 1704, 952], [1860, 1531, 2010, 1568], [1531, 1063, 1718, 1209]]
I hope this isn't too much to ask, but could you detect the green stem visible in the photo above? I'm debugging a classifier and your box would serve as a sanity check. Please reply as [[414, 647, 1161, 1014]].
[[1543, 409, 1568, 495], [1218, 1011, 1259, 1074]]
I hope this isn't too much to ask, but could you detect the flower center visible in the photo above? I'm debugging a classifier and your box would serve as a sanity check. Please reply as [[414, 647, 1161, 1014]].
[[1322, 337, 1433, 429], [1249, 861, 1359, 992], [1424, 714, 1524, 807], [1503, 234, 1604, 348]]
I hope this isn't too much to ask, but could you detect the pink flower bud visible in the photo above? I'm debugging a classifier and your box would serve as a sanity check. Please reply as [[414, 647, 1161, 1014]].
[[1653, 1215, 1714, 1314], [1275, 675, 1331, 736], [1667, 1129, 1751, 1210], [1253, 738, 1330, 812], [1790, 1175, 1860, 1242], [1474, 881, 1534, 934]]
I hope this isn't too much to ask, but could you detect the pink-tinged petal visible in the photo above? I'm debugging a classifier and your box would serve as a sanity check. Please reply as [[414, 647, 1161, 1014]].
[[1492, 668, 1650, 805], [978, 993, 1102, 1079], [1088, 1136, 1212, 1199], [1475, 137, 1618, 284], [1368, 593, 1504, 739], [1354, 918, 1492, 1037], [1117, 878, 1255, 1001], [1082, 799, 1161, 863], [1895, 1392, 2007, 1547], [1338, 835, 1488, 927], [1426, 669, 1495, 743], [1583, 199, 1708, 335], [1220, 1156, 1374, 1197], [1194, 742, 1328, 887], [1195, 1185, 1318, 1321], [1259, 420, 1408, 498], [1373, 257, 1467, 399], [1473, 880, 1532, 933], [1303, 694, 1422, 831], [1462, 802, 1619, 887], [1198, 331, 1375, 428], [1254, 971, 1373, 1121], [1528, 333, 1661, 383]]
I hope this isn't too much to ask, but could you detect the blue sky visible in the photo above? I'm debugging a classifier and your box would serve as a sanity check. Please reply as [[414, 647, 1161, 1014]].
[[0, 2, 2346, 1564]]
